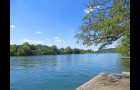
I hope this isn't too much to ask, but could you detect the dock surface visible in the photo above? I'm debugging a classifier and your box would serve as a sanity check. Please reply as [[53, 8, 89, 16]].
[[76, 72, 130, 90]]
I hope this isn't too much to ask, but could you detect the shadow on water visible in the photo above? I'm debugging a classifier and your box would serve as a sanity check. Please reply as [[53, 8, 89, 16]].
[[117, 58, 130, 72]]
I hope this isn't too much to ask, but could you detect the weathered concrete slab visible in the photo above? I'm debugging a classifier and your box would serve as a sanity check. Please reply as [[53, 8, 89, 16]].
[[75, 72, 130, 90]]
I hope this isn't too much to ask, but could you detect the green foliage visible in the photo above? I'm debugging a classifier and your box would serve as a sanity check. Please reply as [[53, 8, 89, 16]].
[[72, 48, 81, 54], [10, 45, 18, 56], [116, 36, 130, 56], [10, 42, 94, 56], [51, 45, 58, 54], [95, 48, 117, 53], [75, 0, 130, 56], [22, 42, 33, 55], [64, 46, 72, 54], [16, 47, 25, 56]]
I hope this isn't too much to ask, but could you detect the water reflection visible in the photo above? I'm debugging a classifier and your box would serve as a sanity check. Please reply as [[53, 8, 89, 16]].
[[10, 55, 58, 70], [10, 53, 130, 90], [117, 58, 130, 71]]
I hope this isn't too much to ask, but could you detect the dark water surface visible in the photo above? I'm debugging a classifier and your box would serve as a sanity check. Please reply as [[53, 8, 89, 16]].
[[10, 53, 130, 90]]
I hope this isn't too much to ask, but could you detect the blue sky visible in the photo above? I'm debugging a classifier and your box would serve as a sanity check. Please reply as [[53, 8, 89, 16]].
[[10, 0, 117, 51]]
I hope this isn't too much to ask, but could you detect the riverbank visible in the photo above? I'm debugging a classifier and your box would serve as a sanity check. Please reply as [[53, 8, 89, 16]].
[[76, 72, 130, 90], [121, 56, 130, 59]]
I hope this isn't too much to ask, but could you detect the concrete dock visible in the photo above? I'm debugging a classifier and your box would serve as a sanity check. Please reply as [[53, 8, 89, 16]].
[[75, 72, 130, 90]]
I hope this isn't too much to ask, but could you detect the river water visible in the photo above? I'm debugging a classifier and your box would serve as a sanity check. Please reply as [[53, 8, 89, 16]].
[[10, 53, 130, 90]]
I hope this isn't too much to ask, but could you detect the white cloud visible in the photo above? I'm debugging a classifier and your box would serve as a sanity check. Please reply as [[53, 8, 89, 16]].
[[54, 37, 62, 43], [36, 31, 42, 34], [96, 6, 100, 8], [46, 39, 50, 41], [22, 38, 31, 42], [21, 38, 43, 44], [84, 8, 93, 14], [84, 6, 100, 14], [84, 9, 89, 14], [10, 25, 15, 28], [33, 41, 43, 44], [10, 41, 14, 44], [55, 39, 62, 43], [47, 43, 53, 46], [54, 37, 59, 40]]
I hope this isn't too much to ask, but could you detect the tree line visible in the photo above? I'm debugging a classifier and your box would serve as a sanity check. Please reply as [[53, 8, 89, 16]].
[[10, 42, 94, 56], [94, 48, 117, 53]]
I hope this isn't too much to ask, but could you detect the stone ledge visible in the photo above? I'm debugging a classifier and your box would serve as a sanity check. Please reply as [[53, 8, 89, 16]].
[[75, 72, 130, 90]]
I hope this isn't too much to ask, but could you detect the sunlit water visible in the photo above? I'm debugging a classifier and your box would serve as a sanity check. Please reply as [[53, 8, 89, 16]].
[[10, 53, 130, 90]]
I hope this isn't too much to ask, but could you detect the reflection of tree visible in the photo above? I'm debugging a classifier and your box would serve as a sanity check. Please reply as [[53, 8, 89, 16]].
[[46, 55, 58, 67], [121, 59, 130, 68], [20, 59, 31, 70], [18, 56, 58, 70], [117, 58, 130, 71], [65, 55, 72, 63]]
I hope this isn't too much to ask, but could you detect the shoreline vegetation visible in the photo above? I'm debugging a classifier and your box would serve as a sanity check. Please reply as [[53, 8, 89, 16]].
[[10, 42, 124, 56], [121, 56, 130, 59], [10, 42, 129, 57], [10, 42, 94, 56]]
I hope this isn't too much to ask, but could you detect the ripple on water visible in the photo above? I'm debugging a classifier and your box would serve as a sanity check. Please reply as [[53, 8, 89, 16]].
[[10, 53, 130, 90]]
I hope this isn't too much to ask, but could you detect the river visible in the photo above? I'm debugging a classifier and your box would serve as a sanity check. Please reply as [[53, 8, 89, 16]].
[[10, 53, 130, 90]]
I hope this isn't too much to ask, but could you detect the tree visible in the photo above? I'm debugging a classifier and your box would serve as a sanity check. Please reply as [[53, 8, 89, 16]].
[[10, 44, 18, 56], [72, 48, 78, 54], [16, 47, 25, 56], [64, 46, 72, 54], [75, 0, 130, 53], [51, 45, 58, 54], [21, 42, 33, 55], [116, 36, 130, 56], [58, 48, 64, 54], [10, 43, 94, 56]]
